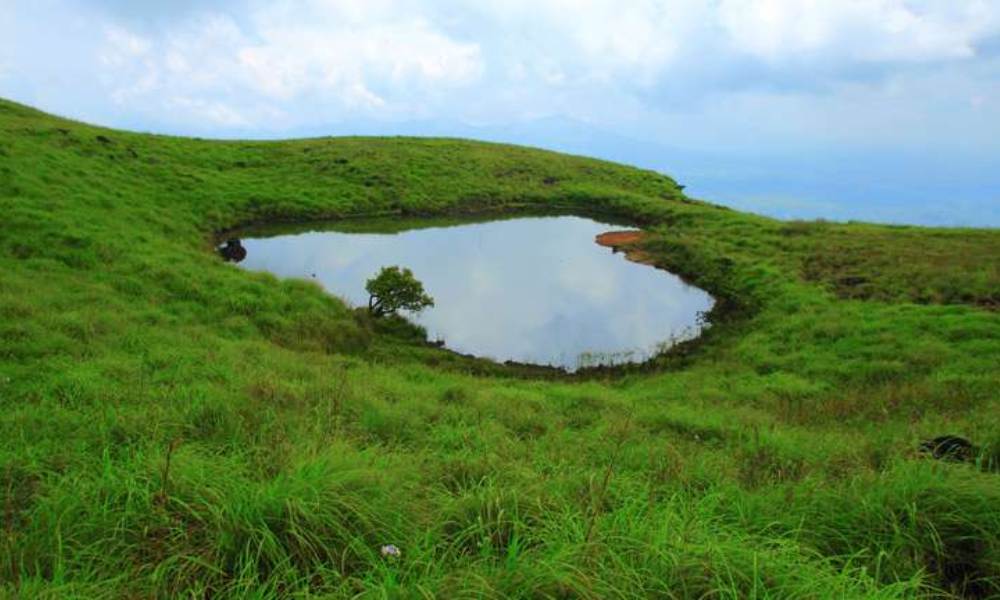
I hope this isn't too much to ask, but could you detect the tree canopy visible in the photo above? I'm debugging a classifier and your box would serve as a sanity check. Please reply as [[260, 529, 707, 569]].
[[365, 266, 435, 317]]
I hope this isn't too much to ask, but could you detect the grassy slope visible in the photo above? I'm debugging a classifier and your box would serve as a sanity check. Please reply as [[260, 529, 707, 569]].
[[1, 97, 999, 598]]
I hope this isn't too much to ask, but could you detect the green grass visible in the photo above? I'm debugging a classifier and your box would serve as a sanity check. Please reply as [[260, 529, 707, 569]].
[[2, 96, 999, 598]]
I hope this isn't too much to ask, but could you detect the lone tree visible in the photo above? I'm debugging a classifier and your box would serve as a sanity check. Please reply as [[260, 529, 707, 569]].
[[365, 266, 434, 317]]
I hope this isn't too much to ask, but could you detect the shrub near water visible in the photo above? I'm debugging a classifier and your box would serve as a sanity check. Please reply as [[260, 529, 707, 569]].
[[1, 97, 999, 598]]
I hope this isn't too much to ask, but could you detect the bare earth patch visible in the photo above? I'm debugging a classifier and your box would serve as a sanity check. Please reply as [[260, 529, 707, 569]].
[[595, 230, 656, 266]]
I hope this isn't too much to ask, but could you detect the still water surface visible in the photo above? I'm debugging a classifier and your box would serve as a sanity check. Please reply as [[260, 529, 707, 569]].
[[233, 215, 714, 369]]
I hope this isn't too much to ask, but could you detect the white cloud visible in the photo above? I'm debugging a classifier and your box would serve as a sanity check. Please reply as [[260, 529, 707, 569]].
[[100, 25, 152, 64], [3, 0, 1000, 153], [717, 0, 999, 63], [94, 2, 483, 125], [236, 17, 482, 98], [0, 5, 12, 81], [164, 96, 254, 127], [471, 0, 702, 86]]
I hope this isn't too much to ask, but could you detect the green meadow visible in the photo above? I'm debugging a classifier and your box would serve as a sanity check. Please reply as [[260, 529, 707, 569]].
[[2, 96, 999, 598]]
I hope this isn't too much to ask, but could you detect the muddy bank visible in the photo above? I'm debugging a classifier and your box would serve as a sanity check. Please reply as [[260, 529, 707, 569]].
[[595, 230, 656, 266]]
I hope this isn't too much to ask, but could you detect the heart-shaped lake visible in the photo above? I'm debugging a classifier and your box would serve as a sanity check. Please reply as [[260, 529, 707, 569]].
[[226, 215, 714, 370]]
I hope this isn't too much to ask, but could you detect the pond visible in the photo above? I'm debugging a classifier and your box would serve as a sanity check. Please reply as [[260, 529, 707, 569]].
[[225, 215, 714, 370]]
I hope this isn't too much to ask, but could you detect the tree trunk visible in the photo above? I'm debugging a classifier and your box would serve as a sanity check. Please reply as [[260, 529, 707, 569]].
[[369, 295, 384, 317]]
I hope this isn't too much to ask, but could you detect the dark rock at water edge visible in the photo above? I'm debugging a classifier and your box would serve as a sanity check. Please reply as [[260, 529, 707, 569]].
[[219, 239, 247, 263]]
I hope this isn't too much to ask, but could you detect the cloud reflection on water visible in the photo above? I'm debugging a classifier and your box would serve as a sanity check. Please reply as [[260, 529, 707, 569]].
[[238, 215, 714, 369]]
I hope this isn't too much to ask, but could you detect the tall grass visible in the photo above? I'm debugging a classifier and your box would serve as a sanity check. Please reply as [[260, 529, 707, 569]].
[[1, 97, 998, 598]]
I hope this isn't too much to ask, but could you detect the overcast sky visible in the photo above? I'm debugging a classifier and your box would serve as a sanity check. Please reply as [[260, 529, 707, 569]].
[[3, 0, 999, 224]]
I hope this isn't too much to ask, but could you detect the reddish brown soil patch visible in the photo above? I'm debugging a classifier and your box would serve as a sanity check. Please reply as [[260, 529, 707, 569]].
[[595, 230, 644, 248], [595, 230, 656, 266]]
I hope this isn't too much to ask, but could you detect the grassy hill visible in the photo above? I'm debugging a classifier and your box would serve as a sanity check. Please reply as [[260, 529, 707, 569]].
[[2, 96, 999, 598]]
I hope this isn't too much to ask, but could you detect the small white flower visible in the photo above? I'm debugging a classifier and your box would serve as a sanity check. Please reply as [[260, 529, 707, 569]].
[[380, 544, 401, 558]]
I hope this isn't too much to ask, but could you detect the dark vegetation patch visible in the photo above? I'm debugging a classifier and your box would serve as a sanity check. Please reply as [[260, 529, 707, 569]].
[[787, 222, 1000, 309]]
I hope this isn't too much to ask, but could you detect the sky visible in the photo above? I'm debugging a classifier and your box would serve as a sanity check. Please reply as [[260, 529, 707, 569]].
[[2, 0, 999, 226]]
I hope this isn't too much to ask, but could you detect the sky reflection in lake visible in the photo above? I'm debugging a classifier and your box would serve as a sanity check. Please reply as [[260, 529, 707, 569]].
[[237, 215, 714, 369]]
